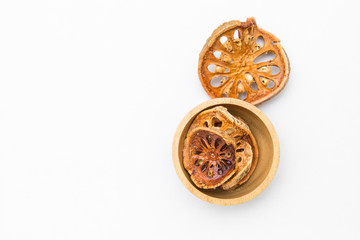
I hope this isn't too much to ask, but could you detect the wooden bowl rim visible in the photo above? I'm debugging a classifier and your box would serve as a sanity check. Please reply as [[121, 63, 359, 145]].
[[172, 98, 280, 205]]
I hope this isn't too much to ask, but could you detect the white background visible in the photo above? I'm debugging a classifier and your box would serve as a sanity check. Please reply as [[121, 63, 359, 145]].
[[0, 0, 359, 239]]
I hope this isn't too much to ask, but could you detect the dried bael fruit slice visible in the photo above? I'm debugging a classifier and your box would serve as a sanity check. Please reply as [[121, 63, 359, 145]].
[[183, 127, 237, 189], [198, 17, 290, 105], [188, 106, 258, 190], [227, 123, 259, 191], [221, 140, 253, 190], [188, 106, 250, 139]]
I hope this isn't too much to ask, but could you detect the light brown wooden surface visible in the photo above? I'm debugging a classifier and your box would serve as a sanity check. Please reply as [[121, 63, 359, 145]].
[[172, 98, 280, 205]]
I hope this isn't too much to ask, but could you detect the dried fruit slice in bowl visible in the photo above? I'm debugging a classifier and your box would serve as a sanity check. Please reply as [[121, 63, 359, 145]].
[[188, 106, 251, 139], [232, 133, 258, 189], [221, 133, 258, 190], [221, 116, 258, 191], [183, 127, 237, 189], [198, 17, 290, 105], [187, 107, 259, 191]]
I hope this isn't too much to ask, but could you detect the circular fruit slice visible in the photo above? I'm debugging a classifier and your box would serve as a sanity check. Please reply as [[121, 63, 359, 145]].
[[227, 122, 259, 191], [198, 17, 290, 105], [221, 140, 253, 190], [183, 127, 237, 189], [188, 106, 250, 139]]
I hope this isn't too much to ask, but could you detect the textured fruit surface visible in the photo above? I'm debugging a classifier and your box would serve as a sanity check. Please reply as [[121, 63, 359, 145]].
[[198, 17, 290, 105], [183, 128, 237, 189]]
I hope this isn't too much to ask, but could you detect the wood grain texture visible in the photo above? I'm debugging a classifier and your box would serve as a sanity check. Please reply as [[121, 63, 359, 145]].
[[172, 98, 280, 205]]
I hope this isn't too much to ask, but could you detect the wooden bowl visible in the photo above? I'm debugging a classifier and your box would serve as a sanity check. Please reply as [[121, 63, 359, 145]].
[[172, 98, 280, 205]]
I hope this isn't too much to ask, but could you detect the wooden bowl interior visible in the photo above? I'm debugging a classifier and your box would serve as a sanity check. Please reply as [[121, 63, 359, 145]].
[[176, 103, 275, 200]]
